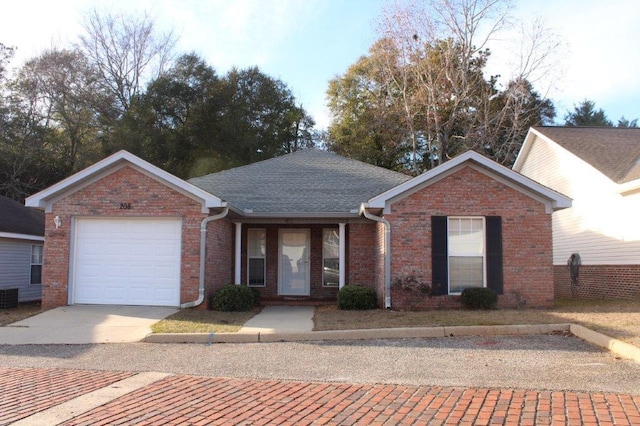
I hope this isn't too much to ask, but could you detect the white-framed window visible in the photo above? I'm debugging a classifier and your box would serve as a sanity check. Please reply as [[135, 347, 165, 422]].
[[30, 245, 43, 285], [247, 229, 266, 287], [322, 229, 340, 287], [448, 217, 485, 294]]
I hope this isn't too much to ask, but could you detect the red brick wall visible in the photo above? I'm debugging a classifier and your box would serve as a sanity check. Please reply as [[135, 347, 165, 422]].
[[42, 165, 209, 308], [204, 219, 234, 301], [554, 265, 640, 299], [385, 166, 554, 310], [347, 223, 376, 286]]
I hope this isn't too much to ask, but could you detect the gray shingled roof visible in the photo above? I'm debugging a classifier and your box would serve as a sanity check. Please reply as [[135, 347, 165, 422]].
[[534, 126, 640, 184], [0, 195, 45, 237], [189, 149, 411, 215]]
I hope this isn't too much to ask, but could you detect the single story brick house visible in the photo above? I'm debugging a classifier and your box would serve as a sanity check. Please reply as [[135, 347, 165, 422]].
[[0, 195, 45, 302], [514, 126, 640, 299], [26, 149, 570, 310]]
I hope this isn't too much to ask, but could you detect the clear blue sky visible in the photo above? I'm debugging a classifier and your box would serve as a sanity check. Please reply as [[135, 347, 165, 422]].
[[2, 0, 639, 128]]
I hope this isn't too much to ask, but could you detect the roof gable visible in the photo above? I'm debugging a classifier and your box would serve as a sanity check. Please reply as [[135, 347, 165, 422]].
[[0, 195, 44, 239], [517, 127, 640, 184], [366, 151, 571, 214], [189, 149, 411, 216], [26, 151, 225, 213]]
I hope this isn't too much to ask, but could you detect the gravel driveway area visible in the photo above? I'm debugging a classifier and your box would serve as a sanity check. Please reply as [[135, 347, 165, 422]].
[[1, 334, 639, 395]]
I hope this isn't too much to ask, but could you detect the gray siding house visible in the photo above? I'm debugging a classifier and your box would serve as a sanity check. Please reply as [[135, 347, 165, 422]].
[[0, 195, 45, 302]]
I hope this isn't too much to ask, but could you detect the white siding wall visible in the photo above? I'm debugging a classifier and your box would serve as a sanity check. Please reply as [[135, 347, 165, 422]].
[[0, 238, 42, 301], [519, 135, 640, 265]]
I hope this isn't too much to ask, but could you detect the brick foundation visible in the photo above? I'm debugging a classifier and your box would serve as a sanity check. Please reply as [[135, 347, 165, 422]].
[[554, 264, 640, 299]]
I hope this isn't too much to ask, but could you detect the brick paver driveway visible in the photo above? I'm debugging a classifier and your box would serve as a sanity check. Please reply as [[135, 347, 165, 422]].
[[2, 367, 640, 425]]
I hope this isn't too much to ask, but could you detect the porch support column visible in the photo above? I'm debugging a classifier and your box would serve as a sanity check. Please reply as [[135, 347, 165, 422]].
[[234, 222, 242, 284], [339, 222, 346, 289]]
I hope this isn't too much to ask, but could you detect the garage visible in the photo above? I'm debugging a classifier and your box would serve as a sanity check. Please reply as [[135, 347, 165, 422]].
[[73, 218, 182, 306]]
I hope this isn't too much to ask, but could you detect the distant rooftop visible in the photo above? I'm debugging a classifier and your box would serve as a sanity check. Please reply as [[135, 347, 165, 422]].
[[189, 149, 411, 215], [534, 126, 640, 184], [0, 195, 45, 237]]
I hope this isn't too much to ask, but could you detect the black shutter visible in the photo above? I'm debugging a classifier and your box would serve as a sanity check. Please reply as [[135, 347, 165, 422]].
[[486, 216, 503, 295], [431, 216, 448, 295]]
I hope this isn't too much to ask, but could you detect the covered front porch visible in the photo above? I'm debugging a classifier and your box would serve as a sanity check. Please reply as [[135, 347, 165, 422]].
[[229, 220, 377, 303]]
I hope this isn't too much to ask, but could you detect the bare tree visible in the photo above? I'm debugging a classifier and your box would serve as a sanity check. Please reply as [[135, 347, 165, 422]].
[[370, 0, 560, 171], [10, 48, 106, 173], [78, 8, 177, 117]]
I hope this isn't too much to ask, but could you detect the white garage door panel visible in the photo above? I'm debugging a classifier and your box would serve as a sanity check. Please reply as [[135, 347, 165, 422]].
[[74, 218, 182, 306]]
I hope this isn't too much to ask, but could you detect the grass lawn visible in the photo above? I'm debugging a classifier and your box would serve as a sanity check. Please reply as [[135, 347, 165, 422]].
[[0, 302, 43, 326], [3, 298, 639, 348], [313, 298, 640, 347], [150, 308, 259, 333]]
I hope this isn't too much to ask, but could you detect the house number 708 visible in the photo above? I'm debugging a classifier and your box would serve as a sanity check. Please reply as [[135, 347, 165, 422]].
[[119, 202, 132, 209]]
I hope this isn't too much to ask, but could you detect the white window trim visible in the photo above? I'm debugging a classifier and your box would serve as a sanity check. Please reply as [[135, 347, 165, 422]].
[[247, 228, 266, 287], [447, 216, 486, 295], [30, 244, 44, 285], [322, 228, 340, 288]]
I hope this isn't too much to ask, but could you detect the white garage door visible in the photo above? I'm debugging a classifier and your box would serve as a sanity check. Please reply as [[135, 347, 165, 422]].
[[73, 218, 182, 306]]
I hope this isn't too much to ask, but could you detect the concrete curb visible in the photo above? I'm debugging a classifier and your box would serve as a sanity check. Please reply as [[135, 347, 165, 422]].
[[143, 323, 573, 344], [569, 324, 640, 363], [144, 323, 640, 364]]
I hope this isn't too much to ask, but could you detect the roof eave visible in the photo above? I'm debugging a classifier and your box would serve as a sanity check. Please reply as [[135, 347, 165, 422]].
[[26, 151, 226, 213], [238, 211, 362, 219], [367, 150, 572, 214], [619, 179, 640, 195], [512, 127, 544, 172], [0, 231, 45, 241]]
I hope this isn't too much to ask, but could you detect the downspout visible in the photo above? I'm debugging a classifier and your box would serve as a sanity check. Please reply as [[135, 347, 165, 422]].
[[359, 204, 392, 309], [181, 207, 229, 308]]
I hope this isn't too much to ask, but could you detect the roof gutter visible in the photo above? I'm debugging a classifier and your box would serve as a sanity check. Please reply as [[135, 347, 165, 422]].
[[359, 204, 392, 309], [181, 207, 229, 309]]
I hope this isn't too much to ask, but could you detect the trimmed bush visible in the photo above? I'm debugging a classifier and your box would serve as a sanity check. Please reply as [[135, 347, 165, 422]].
[[337, 285, 378, 310], [249, 287, 262, 307], [208, 284, 255, 311], [460, 287, 498, 310]]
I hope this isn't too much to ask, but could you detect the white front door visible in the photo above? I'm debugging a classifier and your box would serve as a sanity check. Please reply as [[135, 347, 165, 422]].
[[278, 229, 310, 296]]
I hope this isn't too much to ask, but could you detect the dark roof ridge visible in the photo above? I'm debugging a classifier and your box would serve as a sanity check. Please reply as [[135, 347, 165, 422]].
[[193, 148, 407, 180]]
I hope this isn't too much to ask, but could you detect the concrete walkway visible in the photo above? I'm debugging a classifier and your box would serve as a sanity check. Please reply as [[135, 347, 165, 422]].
[[0, 305, 177, 344], [239, 305, 315, 333]]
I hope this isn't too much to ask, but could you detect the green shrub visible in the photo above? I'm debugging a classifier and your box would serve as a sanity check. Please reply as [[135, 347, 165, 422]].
[[460, 287, 498, 310], [208, 284, 255, 311], [337, 285, 378, 310], [249, 287, 261, 307]]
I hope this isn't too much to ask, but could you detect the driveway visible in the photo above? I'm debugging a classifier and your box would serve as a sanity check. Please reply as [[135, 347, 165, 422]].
[[0, 305, 176, 344]]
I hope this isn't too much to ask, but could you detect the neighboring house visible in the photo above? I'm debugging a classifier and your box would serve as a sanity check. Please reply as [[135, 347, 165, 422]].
[[0, 195, 45, 302], [26, 149, 570, 310], [514, 126, 640, 299]]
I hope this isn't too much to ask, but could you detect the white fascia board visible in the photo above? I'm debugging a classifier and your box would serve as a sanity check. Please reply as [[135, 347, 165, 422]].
[[26, 150, 225, 212], [239, 211, 361, 219], [512, 127, 541, 171], [619, 179, 640, 195], [367, 150, 572, 212], [0, 232, 45, 241]]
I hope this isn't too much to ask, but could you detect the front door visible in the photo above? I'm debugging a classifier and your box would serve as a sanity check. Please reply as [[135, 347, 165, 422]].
[[278, 229, 310, 296]]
